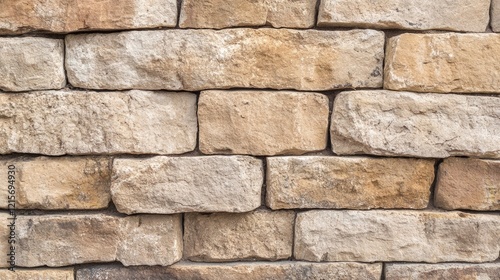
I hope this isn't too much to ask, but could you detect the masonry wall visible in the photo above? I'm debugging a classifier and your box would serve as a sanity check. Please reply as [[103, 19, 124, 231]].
[[0, 0, 499, 279]]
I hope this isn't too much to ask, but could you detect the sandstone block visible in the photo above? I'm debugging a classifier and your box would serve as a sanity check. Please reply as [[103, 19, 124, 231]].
[[266, 156, 435, 209], [111, 156, 263, 214], [199, 91, 329, 156], [493, 0, 500, 32], [0, 37, 65, 92], [0, 0, 177, 34], [184, 210, 294, 261], [331, 90, 500, 158], [0, 212, 12, 268], [0, 157, 111, 210], [435, 158, 500, 211], [295, 210, 500, 262], [385, 33, 500, 93], [318, 0, 489, 32], [386, 263, 500, 280], [66, 29, 384, 91], [180, 0, 316, 29], [16, 214, 182, 267], [76, 262, 382, 280], [0, 90, 197, 155], [0, 268, 73, 279]]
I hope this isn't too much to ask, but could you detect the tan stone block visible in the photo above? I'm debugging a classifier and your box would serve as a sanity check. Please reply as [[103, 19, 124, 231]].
[[0, 0, 177, 34], [111, 156, 263, 214], [318, 0, 489, 32], [184, 210, 294, 261], [0, 157, 111, 210], [295, 210, 500, 262], [384, 33, 500, 93], [0, 213, 12, 268], [331, 90, 500, 158], [0, 268, 74, 279], [199, 91, 329, 156], [66, 29, 384, 91], [435, 158, 500, 211], [267, 156, 435, 209], [180, 0, 316, 28], [493, 0, 500, 32], [0, 37, 65, 92], [0, 90, 197, 155], [386, 263, 500, 280]]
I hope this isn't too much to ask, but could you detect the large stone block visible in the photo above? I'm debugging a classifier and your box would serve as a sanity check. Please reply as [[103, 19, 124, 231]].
[[331, 90, 500, 158], [0, 90, 197, 155], [0, 268, 74, 279], [198, 90, 329, 156], [267, 156, 435, 209], [112, 156, 263, 214], [66, 29, 384, 91], [386, 263, 500, 280]]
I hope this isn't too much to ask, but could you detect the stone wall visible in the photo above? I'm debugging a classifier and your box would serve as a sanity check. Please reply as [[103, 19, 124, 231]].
[[0, 0, 499, 279]]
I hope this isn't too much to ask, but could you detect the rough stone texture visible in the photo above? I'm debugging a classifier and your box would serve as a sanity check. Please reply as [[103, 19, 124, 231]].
[[76, 262, 382, 280], [0, 213, 11, 268], [0, 0, 177, 34], [66, 29, 384, 91], [111, 156, 263, 214], [385, 33, 500, 93], [386, 263, 500, 280], [0, 37, 65, 92], [0, 157, 111, 210], [16, 214, 182, 267], [331, 90, 500, 158], [184, 210, 294, 262], [0, 268, 74, 279], [180, 0, 316, 29], [266, 156, 435, 209], [435, 158, 500, 211], [493, 0, 500, 32], [295, 210, 500, 262], [199, 90, 329, 156], [0, 90, 197, 155], [318, 0, 490, 32]]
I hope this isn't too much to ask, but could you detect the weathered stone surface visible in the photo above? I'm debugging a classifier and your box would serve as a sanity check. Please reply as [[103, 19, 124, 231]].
[[199, 90, 329, 156], [0, 157, 111, 210], [267, 156, 435, 209], [77, 262, 382, 280], [66, 29, 384, 91], [184, 210, 294, 261], [0, 0, 177, 34], [0, 90, 197, 155], [331, 90, 500, 158], [295, 210, 500, 262], [385, 33, 500, 93], [318, 0, 489, 32], [0, 268, 74, 279], [180, 0, 316, 29], [386, 263, 500, 280], [0, 37, 65, 92], [111, 156, 263, 214], [435, 158, 500, 211], [493, 0, 500, 32], [16, 214, 182, 266], [0, 213, 11, 268]]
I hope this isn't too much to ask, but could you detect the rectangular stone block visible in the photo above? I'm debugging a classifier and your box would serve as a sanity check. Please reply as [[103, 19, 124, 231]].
[[295, 210, 500, 262], [16, 214, 182, 267], [0, 268, 74, 279], [184, 210, 294, 262], [493, 0, 500, 32], [180, 0, 316, 28], [318, 0, 489, 32], [435, 158, 500, 211], [0, 157, 111, 210], [0, 90, 197, 155], [385, 33, 500, 93], [266, 156, 435, 210], [199, 90, 329, 155], [0, 37, 65, 92], [386, 263, 500, 280], [66, 29, 384, 91], [111, 156, 263, 214], [331, 90, 500, 158], [76, 262, 382, 280], [0, 0, 177, 34]]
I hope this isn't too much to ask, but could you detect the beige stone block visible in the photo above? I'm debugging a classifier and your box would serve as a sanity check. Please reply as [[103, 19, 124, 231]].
[[386, 263, 500, 280], [0, 268, 74, 279], [199, 90, 329, 156]]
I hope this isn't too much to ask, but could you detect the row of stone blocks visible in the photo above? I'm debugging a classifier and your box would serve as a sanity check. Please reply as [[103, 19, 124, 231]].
[[1, 0, 500, 33]]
